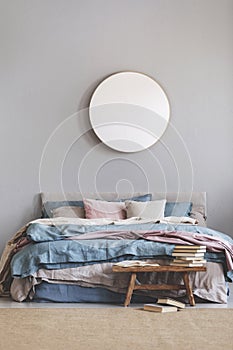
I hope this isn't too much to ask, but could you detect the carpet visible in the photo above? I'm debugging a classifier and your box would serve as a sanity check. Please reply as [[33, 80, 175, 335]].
[[0, 308, 232, 350]]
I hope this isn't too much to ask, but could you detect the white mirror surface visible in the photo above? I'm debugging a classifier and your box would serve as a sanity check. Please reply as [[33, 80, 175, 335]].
[[89, 72, 170, 152]]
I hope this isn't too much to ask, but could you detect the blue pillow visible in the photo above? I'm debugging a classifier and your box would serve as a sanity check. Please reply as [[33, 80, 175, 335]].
[[42, 200, 84, 218], [164, 202, 192, 217], [120, 194, 152, 203], [42, 194, 152, 218]]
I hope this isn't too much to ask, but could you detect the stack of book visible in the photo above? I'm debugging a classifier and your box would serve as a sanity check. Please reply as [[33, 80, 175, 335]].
[[143, 297, 185, 313], [170, 245, 207, 267]]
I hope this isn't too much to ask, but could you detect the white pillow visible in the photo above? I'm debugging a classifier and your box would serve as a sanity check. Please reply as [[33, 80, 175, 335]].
[[52, 206, 85, 218], [125, 199, 166, 220]]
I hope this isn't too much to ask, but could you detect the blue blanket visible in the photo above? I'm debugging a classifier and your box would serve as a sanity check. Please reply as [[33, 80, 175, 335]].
[[11, 222, 233, 280]]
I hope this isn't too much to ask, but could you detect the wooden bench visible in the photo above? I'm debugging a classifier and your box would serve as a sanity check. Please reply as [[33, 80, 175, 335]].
[[112, 265, 207, 307]]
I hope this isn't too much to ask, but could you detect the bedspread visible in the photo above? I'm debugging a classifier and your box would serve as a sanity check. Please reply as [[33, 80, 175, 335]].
[[1, 217, 233, 296]]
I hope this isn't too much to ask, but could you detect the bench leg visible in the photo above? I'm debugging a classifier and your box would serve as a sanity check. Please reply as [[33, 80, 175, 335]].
[[124, 273, 137, 307], [183, 272, 195, 306]]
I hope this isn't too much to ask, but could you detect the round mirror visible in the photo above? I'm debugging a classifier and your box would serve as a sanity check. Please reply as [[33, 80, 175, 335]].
[[89, 71, 170, 153]]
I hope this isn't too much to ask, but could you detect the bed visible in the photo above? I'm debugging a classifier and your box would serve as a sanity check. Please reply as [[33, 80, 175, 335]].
[[0, 191, 232, 304]]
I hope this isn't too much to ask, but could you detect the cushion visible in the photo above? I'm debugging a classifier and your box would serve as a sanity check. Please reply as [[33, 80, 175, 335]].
[[164, 202, 192, 217], [125, 199, 166, 220], [120, 194, 152, 202], [83, 198, 126, 220], [190, 210, 207, 227], [52, 206, 85, 218], [42, 194, 152, 218], [42, 201, 84, 218]]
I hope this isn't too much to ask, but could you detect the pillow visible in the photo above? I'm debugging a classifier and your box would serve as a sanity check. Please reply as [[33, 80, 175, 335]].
[[119, 194, 152, 202], [190, 210, 207, 227], [125, 199, 166, 220], [52, 206, 85, 218], [83, 198, 126, 220], [42, 201, 84, 218], [164, 202, 192, 217], [41, 194, 152, 218]]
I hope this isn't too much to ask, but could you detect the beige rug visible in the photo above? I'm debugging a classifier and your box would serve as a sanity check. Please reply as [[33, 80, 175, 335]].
[[0, 308, 232, 350]]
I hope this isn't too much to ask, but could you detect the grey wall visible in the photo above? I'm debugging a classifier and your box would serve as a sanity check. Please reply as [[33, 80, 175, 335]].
[[0, 0, 233, 254]]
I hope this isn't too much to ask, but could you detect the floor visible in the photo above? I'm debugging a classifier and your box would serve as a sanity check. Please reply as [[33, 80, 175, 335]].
[[0, 284, 232, 309]]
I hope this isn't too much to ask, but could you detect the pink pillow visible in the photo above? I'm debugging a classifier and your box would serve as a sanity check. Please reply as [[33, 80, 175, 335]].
[[83, 198, 126, 220]]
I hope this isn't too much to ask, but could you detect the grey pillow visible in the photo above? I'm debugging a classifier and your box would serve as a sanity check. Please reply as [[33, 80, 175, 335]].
[[52, 206, 85, 218], [190, 210, 207, 227]]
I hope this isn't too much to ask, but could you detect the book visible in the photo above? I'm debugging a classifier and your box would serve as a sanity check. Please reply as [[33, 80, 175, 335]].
[[143, 304, 177, 313], [170, 262, 205, 267], [172, 256, 206, 261], [174, 245, 206, 249], [172, 252, 205, 257], [173, 248, 206, 253], [157, 297, 185, 309], [113, 260, 159, 268], [173, 259, 206, 264]]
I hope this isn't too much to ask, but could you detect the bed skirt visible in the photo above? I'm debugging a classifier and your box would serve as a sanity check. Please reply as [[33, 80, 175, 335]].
[[31, 282, 157, 303]]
